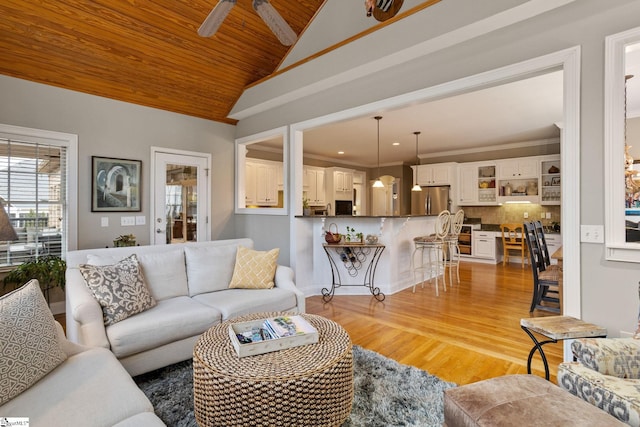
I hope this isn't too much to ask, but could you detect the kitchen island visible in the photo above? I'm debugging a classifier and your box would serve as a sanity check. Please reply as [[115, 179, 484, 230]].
[[294, 215, 438, 298]]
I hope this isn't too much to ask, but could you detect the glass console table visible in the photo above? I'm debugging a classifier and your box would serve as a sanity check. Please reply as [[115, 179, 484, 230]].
[[322, 243, 385, 302]]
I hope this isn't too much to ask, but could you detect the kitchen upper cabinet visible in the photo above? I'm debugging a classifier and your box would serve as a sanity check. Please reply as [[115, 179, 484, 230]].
[[246, 159, 279, 206], [303, 166, 326, 206], [458, 163, 497, 205], [540, 155, 561, 205], [334, 170, 353, 193], [416, 163, 456, 186], [458, 164, 477, 205], [327, 167, 354, 201], [498, 158, 538, 179]]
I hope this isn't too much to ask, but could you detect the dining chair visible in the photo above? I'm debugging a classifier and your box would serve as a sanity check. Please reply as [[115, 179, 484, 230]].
[[412, 210, 450, 296], [444, 209, 464, 287], [524, 221, 560, 313], [500, 223, 527, 268]]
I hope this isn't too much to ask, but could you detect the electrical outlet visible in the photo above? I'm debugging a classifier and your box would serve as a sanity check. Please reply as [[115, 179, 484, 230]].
[[580, 224, 604, 243], [101, 217, 109, 227], [540, 212, 545, 219], [523, 212, 528, 219], [546, 212, 552, 219]]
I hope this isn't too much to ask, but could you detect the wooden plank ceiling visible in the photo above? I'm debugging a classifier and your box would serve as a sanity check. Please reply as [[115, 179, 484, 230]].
[[0, 0, 325, 124]]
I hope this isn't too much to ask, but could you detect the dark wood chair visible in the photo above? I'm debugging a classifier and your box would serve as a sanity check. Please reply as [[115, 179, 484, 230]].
[[524, 221, 560, 313], [533, 220, 561, 272]]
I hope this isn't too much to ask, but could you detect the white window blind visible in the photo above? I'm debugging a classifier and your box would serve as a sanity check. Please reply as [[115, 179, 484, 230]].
[[0, 138, 67, 265]]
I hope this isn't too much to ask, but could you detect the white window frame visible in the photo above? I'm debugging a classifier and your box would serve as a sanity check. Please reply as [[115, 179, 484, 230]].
[[604, 27, 640, 262], [0, 124, 78, 262], [235, 126, 288, 215]]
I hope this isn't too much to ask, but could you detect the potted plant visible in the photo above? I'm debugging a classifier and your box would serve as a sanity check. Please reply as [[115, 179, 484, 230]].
[[114, 234, 136, 247], [345, 226, 363, 243], [3, 255, 67, 302], [303, 198, 311, 216]]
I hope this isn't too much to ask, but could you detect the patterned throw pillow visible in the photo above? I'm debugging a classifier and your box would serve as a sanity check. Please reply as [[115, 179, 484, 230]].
[[80, 254, 156, 326], [0, 280, 67, 406], [228, 246, 279, 289]]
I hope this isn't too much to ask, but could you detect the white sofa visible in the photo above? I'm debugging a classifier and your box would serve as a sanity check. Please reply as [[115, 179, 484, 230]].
[[65, 238, 304, 376], [0, 280, 165, 427]]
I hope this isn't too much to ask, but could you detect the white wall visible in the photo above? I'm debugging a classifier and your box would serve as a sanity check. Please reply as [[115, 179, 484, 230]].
[[233, 0, 640, 338], [0, 75, 236, 250]]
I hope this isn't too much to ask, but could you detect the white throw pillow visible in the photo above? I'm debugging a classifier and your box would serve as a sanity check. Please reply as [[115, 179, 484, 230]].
[[0, 280, 67, 405], [80, 254, 157, 326], [184, 244, 239, 295]]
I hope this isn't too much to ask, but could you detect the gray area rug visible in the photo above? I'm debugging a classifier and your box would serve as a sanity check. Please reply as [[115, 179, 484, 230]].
[[134, 345, 456, 427]]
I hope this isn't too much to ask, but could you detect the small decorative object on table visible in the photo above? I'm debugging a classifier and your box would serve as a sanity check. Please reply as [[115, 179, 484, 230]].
[[113, 234, 136, 247], [345, 226, 363, 244], [324, 223, 342, 244]]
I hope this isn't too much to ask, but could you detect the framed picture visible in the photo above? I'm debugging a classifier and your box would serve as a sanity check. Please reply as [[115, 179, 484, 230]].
[[551, 176, 561, 186], [92, 156, 141, 212]]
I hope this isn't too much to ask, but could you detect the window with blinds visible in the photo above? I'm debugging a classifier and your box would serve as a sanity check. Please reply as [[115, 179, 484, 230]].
[[0, 138, 67, 265]]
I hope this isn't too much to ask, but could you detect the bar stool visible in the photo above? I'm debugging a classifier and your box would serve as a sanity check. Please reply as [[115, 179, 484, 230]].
[[444, 209, 464, 287], [412, 210, 450, 296]]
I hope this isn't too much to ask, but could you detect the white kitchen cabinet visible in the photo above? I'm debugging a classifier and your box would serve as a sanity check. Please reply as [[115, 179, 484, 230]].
[[540, 155, 561, 205], [246, 159, 279, 206], [334, 170, 353, 193], [498, 158, 538, 179], [458, 164, 477, 204], [458, 163, 497, 205], [473, 231, 497, 259], [245, 162, 256, 205], [416, 163, 456, 186], [304, 166, 326, 206]]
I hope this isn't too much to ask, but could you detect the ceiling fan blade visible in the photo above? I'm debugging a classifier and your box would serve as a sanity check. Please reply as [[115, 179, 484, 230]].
[[198, 0, 237, 37], [252, 0, 297, 46]]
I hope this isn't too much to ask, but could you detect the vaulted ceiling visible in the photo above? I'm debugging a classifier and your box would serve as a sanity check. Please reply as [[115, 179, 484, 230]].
[[0, 0, 325, 124]]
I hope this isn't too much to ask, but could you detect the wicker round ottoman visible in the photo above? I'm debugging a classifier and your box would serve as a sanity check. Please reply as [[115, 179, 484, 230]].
[[193, 312, 353, 427]]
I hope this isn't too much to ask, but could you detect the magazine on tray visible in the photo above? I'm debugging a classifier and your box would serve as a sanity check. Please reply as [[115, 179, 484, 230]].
[[235, 315, 317, 344]]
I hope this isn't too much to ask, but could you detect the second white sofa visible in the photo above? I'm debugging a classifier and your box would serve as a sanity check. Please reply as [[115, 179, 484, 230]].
[[65, 238, 304, 376]]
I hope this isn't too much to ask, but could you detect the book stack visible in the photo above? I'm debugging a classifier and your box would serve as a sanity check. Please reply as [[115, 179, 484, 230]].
[[229, 315, 319, 357]]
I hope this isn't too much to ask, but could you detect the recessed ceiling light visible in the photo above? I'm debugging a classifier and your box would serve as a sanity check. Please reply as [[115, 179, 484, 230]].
[[392, 142, 400, 146], [338, 151, 344, 154]]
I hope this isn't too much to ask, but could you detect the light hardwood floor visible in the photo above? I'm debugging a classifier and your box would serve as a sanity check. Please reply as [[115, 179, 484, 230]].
[[306, 260, 563, 385]]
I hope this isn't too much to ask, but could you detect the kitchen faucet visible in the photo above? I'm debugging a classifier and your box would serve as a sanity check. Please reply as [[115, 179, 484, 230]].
[[326, 203, 331, 216]]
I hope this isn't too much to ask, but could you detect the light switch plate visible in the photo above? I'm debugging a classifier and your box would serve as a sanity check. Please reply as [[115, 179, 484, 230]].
[[121, 216, 135, 226], [135, 216, 146, 225], [523, 212, 528, 219], [580, 224, 604, 243], [545, 212, 552, 219], [101, 217, 109, 227]]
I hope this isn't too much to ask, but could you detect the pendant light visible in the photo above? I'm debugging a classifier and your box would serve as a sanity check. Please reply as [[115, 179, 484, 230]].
[[412, 131, 422, 192], [372, 116, 384, 188]]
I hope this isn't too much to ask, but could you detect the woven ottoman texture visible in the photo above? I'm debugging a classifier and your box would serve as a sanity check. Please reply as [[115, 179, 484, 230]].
[[444, 374, 625, 426], [193, 312, 353, 427]]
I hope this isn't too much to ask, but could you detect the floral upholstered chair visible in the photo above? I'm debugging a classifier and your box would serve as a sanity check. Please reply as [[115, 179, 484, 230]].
[[558, 338, 640, 427]]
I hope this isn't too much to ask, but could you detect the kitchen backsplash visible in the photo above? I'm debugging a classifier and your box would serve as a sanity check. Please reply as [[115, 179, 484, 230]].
[[460, 205, 561, 226]]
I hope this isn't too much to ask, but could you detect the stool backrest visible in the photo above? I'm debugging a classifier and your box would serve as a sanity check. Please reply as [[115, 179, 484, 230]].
[[435, 210, 451, 239], [450, 209, 464, 236]]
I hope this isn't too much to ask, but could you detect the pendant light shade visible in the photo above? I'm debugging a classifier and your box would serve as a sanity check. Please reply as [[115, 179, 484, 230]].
[[412, 131, 422, 192], [372, 116, 384, 188]]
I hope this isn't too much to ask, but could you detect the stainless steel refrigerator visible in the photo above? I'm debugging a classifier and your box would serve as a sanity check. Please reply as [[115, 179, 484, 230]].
[[411, 185, 451, 215]]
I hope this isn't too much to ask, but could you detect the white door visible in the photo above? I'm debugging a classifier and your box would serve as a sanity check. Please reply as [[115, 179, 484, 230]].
[[151, 149, 210, 245]]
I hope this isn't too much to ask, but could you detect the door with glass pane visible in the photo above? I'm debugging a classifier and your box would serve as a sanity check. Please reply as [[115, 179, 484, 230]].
[[152, 151, 209, 245]]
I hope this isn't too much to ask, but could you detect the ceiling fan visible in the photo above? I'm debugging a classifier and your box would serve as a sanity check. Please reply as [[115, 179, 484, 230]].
[[198, 0, 297, 46]]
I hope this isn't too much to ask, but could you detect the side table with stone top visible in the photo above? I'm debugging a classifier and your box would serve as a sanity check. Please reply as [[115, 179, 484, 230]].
[[193, 312, 354, 427], [521, 315, 607, 380]]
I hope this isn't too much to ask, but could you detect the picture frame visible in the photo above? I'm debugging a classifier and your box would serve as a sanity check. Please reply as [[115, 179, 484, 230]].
[[551, 176, 561, 186], [91, 156, 141, 212]]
